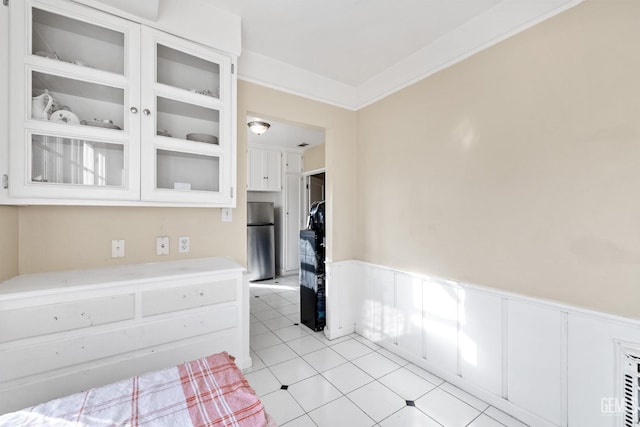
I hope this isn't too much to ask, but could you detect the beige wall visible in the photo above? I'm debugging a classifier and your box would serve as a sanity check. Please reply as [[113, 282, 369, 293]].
[[17, 206, 245, 274], [239, 81, 357, 262], [0, 207, 18, 281], [303, 143, 325, 172], [356, 0, 640, 319]]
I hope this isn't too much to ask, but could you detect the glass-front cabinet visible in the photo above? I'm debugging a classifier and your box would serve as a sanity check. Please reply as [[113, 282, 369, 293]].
[[6, 0, 236, 206], [140, 27, 233, 204]]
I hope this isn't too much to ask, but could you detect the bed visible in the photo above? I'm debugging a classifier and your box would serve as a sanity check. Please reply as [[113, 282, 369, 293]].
[[0, 352, 275, 426]]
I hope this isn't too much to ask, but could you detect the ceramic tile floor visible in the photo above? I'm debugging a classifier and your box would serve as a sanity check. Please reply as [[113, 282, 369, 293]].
[[246, 276, 529, 427]]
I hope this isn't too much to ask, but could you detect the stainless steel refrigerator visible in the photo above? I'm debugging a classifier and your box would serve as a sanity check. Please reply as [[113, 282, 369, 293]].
[[247, 202, 275, 281]]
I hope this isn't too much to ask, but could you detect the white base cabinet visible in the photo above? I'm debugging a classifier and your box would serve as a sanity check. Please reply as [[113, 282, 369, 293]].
[[0, 257, 248, 414]]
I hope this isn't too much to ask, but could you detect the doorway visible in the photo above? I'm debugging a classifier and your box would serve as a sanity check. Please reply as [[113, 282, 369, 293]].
[[246, 114, 325, 277], [302, 171, 325, 226]]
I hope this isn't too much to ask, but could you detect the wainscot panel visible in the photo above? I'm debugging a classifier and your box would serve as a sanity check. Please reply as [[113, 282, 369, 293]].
[[328, 260, 640, 427]]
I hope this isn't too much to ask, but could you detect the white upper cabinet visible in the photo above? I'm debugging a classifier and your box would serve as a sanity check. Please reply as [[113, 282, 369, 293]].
[[284, 152, 302, 174], [247, 148, 281, 192], [5, 0, 237, 206], [140, 27, 234, 205], [8, 0, 141, 202]]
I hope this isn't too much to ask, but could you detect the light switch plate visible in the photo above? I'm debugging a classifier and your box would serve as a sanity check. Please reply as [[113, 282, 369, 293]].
[[111, 239, 125, 258], [156, 236, 169, 255], [221, 208, 232, 222]]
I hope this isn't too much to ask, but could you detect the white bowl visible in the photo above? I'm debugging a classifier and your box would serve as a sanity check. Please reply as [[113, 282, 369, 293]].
[[186, 133, 218, 144]]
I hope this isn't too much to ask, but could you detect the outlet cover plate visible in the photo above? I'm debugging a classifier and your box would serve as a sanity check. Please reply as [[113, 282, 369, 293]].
[[178, 236, 190, 253]]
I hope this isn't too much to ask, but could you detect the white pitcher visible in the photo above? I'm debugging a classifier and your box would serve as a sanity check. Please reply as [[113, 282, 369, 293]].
[[32, 90, 54, 120]]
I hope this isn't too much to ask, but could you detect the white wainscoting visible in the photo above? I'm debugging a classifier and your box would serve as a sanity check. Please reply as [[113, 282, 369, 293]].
[[326, 260, 640, 427]]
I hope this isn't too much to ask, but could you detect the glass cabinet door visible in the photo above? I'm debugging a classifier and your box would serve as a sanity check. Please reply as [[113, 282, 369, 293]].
[[31, 133, 125, 187], [9, 0, 140, 201], [7, 0, 236, 206], [140, 26, 234, 205]]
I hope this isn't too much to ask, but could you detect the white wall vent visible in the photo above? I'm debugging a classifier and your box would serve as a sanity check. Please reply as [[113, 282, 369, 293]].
[[622, 346, 640, 427]]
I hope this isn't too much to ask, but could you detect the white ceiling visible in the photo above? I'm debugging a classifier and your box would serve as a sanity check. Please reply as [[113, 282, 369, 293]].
[[208, 0, 502, 86], [206, 0, 583, 110], [246, 116, 325, 150]]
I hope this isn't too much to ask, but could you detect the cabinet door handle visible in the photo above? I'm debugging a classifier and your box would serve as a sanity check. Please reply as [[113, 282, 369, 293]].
[[143, 109, 151, 116], [130, 107, 138, 114]]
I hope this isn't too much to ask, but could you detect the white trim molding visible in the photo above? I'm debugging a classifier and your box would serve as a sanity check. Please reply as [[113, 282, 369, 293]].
[[326, 259, 640, 427], [237, 0, 583, 111], [238, 50, 358, 111]]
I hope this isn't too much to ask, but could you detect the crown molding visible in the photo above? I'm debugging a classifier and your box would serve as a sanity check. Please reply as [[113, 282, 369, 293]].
[[237, 50, 358, 110], [237, 0, 583, 111]]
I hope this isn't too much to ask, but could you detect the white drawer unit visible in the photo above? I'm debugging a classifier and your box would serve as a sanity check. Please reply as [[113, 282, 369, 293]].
[[0, 257, 248, 414]]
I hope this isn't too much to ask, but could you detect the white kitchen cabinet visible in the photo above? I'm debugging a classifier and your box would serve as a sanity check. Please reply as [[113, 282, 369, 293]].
[[4, 0, 236, 206], [247, 148, 281, 192], [284, 152, 303, 174], [284, 172, 302, 272], [140, 27, 235, 204], [283, 152, 303, 273], [0, 257, 247, 414]]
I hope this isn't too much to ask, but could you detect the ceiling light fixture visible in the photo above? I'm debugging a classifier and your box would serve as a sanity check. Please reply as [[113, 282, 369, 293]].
[[247, 121, 271, 135]]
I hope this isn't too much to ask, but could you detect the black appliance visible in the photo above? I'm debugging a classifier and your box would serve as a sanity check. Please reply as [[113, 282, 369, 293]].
[[299, 201, 326, 331]]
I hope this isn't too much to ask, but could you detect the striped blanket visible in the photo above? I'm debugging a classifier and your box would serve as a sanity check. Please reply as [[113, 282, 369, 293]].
[[0, 352, 275, 426]]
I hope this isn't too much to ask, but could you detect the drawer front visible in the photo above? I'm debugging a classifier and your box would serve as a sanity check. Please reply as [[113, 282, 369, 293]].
[[0, 329, 241, 414], [0, 294, 135, 343], [141, 279, 237, 316], [0, 305, 237, 383]]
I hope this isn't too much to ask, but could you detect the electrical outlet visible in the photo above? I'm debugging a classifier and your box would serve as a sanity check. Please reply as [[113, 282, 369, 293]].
[[111, 240, 125, 258], [178, 236, 190, 253], [156, 236, 169, 255]]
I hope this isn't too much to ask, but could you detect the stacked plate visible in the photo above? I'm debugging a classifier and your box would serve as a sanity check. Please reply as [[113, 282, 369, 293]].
[[81, 119, 121, 130]]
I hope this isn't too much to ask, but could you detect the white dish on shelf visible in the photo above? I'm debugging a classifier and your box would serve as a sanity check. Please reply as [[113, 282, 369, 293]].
[[81, 119, 121, 130], [188, 88, 218, 98], [34, 51, 60, 60], [49, 110, 80, 124], [186, 133, 218, 144]]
